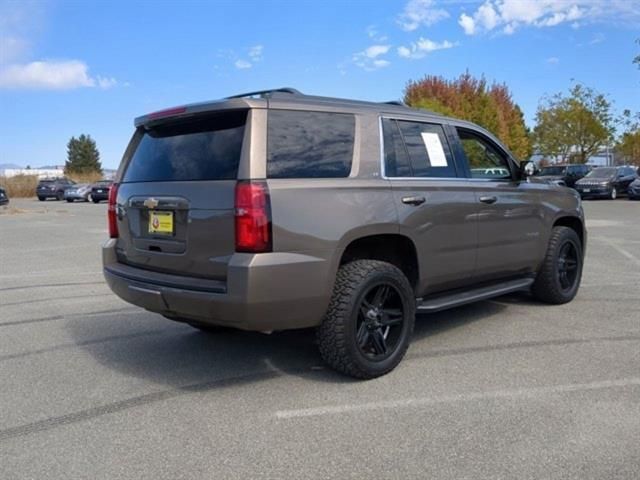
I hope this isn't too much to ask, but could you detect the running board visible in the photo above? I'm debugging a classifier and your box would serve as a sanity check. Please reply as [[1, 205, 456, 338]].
[[416, 278, 534, 313]]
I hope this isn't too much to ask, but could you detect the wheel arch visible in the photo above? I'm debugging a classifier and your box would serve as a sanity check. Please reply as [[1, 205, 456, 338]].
[[337, 233, 420, 292], [553, 215, 585, 251]]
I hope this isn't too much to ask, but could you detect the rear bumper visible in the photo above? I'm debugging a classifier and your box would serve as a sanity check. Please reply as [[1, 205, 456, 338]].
[[64, 193, 87, 200], [92, 192, 109, 201], [102, 239, 333, 331], [37, 191, 60, 198]]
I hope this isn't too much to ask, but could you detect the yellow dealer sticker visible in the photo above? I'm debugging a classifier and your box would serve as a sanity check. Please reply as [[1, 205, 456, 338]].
[[149, 211, 174, 235]]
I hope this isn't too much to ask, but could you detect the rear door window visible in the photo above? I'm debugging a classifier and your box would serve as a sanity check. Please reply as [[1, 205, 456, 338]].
[[382, 119, 456, 178], [122, 111, 247, 183], [267, 110, 355, 178]]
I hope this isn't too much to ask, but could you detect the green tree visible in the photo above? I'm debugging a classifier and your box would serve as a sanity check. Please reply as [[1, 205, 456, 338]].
[[533, 84, 615, 164], [65, 134, 102, 175], [403, 72, 532, 160]]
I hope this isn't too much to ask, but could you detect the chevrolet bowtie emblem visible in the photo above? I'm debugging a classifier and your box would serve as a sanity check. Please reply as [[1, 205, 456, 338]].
[[143, 197, 159, 209]]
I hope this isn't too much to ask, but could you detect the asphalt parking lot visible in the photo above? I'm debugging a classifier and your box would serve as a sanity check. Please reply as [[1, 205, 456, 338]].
[[1, 197, 639, 479]]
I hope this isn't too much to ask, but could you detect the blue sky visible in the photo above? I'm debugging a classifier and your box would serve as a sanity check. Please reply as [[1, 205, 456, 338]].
[[1, 0, 639, 169]]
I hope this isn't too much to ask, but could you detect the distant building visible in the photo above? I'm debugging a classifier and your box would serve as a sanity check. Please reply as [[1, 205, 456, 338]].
[[0, 166, 65, 178], [530, 147, 617, 167]]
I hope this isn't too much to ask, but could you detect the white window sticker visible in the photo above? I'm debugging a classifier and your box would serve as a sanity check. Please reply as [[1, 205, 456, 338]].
[[421, 132, 448, 167]]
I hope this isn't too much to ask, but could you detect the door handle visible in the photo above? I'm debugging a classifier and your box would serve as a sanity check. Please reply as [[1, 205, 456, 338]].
[[479, 195, 497, 204], [401, 196, 426, 206]]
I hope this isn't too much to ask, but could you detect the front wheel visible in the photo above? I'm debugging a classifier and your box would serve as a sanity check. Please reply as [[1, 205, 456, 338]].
[[317, 260, 415, 379], [532, 226, 583, 304]]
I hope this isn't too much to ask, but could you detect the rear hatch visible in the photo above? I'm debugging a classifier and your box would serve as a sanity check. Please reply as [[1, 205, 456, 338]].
[[37, 180, 56, 194], [115, 110, 247, 282]]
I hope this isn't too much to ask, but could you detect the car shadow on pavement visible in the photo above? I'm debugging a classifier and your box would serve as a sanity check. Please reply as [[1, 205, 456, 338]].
[[67, 296, 512, 391]]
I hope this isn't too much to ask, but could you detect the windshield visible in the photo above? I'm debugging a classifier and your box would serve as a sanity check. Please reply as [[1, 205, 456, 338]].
[[538, 166, 566, 176], [585, 167, 616, 179]]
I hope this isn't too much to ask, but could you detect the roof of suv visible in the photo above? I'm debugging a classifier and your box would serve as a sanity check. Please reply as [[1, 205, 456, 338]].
[[136, 87, 453, 127], [134, 87, 519, 163]]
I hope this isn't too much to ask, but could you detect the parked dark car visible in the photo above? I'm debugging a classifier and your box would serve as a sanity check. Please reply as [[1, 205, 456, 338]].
[[91, 180, 113, 203], [103, 88, 586, 379], [531, 164, 591, 188], [36, 177, 76, 201], [628, 178, 640, 200], [0, 187, 8, 206], [575, 166, 638, 199], [64, 183, 92, 202]]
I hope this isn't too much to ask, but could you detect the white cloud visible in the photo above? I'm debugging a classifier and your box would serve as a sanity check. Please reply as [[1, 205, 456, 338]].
[[363, 45, 391, 58], [234, 59, 252, 69], [459, 13, 475, 35], [227, 45, 264, 70], [248, 45, 263, 61], [372, 59, 391, 69], [458, 0, 640, 36], [546, 56, 559, 64], [398, 0, 449, 31], [0, 60, 117, 90], [353, 44, 392, 70], [96, 76, 118, 89], [397, 38, 458, 60]]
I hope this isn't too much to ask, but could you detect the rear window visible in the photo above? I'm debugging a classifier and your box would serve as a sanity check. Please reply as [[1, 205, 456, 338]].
[[122, 111, 247, 183], [267, 110, 355, 178]]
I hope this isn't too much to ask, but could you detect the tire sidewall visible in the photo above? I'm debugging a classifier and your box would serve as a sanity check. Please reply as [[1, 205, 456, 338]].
[[344, 269, 415, 376]]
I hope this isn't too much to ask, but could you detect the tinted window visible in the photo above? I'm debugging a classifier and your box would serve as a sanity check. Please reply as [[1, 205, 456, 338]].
[[395, 121, 456, 177], [267, 110, 355, 178], [585, 167, 616, 179], [539, 166, 567, 176], [122, 111, 247, 183], [457, 129, 512, 179], [382, 118, 411, 177]]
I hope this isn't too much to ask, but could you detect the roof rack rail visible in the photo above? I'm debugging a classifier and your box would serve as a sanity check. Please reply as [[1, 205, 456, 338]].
[[227, 88, 303, 99], [383, 100, 406, 106]]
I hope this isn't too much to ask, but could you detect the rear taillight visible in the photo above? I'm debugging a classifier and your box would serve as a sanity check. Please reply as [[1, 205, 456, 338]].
[[235, 180, 272, 253], [108, 183, 119, 238]]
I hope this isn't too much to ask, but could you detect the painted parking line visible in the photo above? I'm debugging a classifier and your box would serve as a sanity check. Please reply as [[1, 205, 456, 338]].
[[275, 377, 640, 419]]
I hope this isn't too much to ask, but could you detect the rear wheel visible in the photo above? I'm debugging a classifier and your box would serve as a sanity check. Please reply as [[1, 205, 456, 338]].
[[610, 187, 617, 200], [92, 198, 100, 204], [532, 226, 583, 304], [56, 191, 64, 201], [38, 196, 45, 201], [317, 260, 415, 379], [66, 199, 73, 203]]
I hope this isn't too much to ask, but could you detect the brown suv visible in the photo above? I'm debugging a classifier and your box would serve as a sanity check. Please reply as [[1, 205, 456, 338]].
[[103, 88, 586, 378]]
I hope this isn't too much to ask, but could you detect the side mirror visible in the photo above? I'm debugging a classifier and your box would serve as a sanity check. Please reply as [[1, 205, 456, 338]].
[[521, 161, 536, 178]]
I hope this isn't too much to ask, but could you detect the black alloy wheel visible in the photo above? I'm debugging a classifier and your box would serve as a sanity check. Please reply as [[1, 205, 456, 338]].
[[556, 240, 579, 292], [356, 283, 405, 361]]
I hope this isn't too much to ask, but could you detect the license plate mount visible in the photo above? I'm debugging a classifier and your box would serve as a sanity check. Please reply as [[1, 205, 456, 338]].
[[148, 211, 174, 235]]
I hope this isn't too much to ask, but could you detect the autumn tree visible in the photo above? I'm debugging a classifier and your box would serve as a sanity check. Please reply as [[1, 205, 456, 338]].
[[65, 134, 102, 175], [533, 84, 614, 164], [616, 110, 640, 165], [404, 72, 532, 160]]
